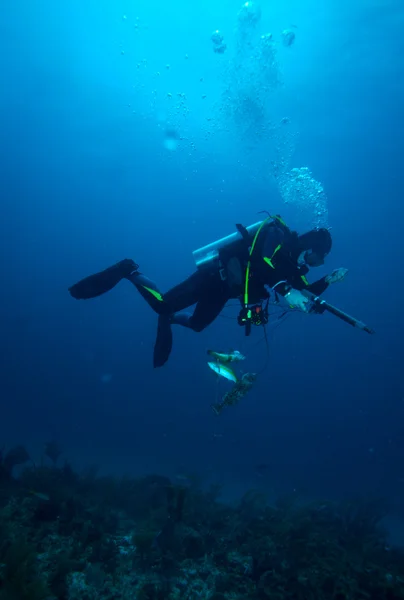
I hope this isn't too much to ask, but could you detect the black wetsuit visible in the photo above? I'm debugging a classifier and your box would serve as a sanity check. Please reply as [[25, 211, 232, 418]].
[[69, 219, 330, 367], [127, 220, 329, 366]]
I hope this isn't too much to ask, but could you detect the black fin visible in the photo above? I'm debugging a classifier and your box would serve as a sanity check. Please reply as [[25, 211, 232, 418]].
[[68, 259, 138, 299], [153, 315, 173, 368]]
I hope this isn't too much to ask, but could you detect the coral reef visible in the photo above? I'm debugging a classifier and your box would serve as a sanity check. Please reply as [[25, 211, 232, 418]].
[[0, 444, 404, 599]]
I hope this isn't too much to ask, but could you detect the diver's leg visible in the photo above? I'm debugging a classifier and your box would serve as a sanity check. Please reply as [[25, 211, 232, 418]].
[[68, 259, 138, 299], [126, 269, 209, 316], [160, 270, 208, 312], [142, 270, 212, 368], [69, 259, 215, 367], [126, 271, 173, 367], [126, 272, 169, 315], [171, 275, 230, 332], [127, 269, 212, 314]]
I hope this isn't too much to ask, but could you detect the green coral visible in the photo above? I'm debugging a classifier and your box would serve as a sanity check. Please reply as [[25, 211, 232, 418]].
[[0, 444, 404, 600], [0, 539, 49, 600]]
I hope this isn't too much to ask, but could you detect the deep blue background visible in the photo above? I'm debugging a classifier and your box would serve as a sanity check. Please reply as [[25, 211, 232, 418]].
[[0, 0, 403, 513]]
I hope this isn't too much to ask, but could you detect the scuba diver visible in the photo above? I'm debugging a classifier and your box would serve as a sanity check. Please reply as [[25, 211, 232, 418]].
[[68, 214, 349, 368]]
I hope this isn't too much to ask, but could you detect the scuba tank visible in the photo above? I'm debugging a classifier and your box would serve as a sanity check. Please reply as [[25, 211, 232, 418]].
[[192, 221, 263, 270]]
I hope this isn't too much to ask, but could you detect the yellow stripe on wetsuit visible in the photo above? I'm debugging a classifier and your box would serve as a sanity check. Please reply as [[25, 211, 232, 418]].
[[142, 285, 164, 302]]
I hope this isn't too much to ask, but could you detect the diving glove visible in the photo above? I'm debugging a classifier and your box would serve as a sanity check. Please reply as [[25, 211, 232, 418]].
[[69, 259, 138, 299], [285, 288, 311, 312], [325, 268, 348, 285]]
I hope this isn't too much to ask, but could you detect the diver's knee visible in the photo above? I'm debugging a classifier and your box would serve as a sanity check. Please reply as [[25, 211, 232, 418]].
[[190, 320, 205, 333]]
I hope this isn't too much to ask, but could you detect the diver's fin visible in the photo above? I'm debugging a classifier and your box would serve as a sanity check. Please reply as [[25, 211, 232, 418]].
[[153, 314, 173, 368], [68, 259, 138, 299]]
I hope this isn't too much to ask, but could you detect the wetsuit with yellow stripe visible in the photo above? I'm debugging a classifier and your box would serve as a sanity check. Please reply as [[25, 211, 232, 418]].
[[126, 219, 330, 366], [68, 219, 330, 368]]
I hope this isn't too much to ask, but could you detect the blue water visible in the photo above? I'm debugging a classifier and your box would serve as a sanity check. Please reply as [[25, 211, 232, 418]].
[[0, 0, 403, 512]]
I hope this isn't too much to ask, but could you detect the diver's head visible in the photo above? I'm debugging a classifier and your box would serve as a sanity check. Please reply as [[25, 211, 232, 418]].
[[297, 228, 332, 267]]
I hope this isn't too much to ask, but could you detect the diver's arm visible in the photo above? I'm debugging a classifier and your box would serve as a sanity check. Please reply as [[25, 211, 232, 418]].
[[306, 277, 329, 296], [307, 268, 349, 296], [270, 270, 328, 303]]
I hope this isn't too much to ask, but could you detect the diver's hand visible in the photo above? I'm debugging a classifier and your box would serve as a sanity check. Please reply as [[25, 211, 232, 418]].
[[325, 268, 348, 285], [285, 288, 311, 313]]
